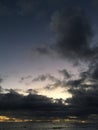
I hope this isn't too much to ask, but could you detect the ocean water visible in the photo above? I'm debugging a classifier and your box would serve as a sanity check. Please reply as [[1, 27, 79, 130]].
[[0, 122, 98, 130]]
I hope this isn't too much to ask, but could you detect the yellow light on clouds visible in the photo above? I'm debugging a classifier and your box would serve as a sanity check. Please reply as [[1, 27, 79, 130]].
[[0, 116, 32, 122], [38, 87, 72, 99]]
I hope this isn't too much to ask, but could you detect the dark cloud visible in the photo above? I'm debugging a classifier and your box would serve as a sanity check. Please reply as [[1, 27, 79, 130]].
[[0, 89, 66, 119], [20, 75, 32, 83], [32, 75, 47, 82], [63, 62, 98, 118], [59, 69, 72, 79], [26, 89, 38, 94], [2, 64, 98, 120], [32, 44, 56, 57], [32, 73, 68, 90], [0, 0, 98, 121], [66, 79, 84, 88], [51, 8, 94, 60], [66, 87, 98, 117], [34, 8, 96, 63], [79, 61, 98, 82], [18, 60, 98, 119], [88, 62, 98, 80], [44, 80, 63, 90], [32, 74, 59, 82]]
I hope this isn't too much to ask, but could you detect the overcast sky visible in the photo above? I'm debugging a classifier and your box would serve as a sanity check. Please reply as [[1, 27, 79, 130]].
[[0, 0, 98, 121]]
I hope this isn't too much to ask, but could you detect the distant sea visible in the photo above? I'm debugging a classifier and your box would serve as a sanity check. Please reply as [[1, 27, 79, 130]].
[[0, 122, 98, 130]]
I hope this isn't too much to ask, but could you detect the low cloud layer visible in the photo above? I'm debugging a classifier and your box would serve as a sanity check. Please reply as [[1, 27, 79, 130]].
[[2, 61, 98, 120], [0, 89, 66, 119]]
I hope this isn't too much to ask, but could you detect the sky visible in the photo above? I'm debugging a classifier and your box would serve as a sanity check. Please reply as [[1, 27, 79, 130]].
[[0, 0, 98, 121]]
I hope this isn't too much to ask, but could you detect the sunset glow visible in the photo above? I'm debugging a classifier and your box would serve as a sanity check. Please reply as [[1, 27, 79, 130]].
[[0, 116, 33, 122], [0, 0, 97, 125]]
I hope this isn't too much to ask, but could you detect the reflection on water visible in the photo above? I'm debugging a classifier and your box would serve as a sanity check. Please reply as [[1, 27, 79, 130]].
[[0, 122, 98, 130]]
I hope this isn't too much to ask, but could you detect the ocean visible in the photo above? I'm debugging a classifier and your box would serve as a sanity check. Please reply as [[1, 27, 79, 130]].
[[0, 122, 98, 130]]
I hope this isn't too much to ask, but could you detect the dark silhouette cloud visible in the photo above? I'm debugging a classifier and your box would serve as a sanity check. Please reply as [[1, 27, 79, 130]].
[[63, 62, 98, 118], [59, 69, 72, 79], [66, 86, 98, 117], [66, 79, 84, 88], [88, 62, 98, 80], [32, 74, 59, 82], [1, 62, 98, 120], [79, 61, 98, 82], [26, 89, 38, 94], [33, 8, 98, 65], [44, 80, 63, 90], [0, 89, 66, 119], [52, 9, 93, 60]]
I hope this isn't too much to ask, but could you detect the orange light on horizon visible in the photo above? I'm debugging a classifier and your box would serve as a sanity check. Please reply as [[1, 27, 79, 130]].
[[0, 116, 10, 122], [0, 116, 33, 122]]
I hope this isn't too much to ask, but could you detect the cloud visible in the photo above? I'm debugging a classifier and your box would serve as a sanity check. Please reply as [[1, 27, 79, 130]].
[[0, 89, 66, 119], [66, 77, 86, 88], [63, 62, 98, 118], [20, 75, 32, 82], [32, 73, 68, 90], [44, 80, 63, 90], [32, 75, 47, 82], [34, 8, 96, 63], [52, 8, 94, 60], [66, 86, 98, 117], [59, 69, 72, 79], [32, 74, 59, 82], [26, 89, 38, 94], [88, 62, 98, 80], [18, 60, 98, 119], [2, 63, 98, 120], [79, 61, 98, 82]]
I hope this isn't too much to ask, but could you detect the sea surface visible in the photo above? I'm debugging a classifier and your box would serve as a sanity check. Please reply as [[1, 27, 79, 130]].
[[0, 122, 98, 130]]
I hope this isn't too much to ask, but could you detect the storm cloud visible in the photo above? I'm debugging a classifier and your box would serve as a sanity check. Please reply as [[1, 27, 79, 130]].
[[0, 89, 66, 119], [51, 8, 93, 60], [63, 61, 98, 118], [66, 86, 98, 117], [34, 8, 96, 63]]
